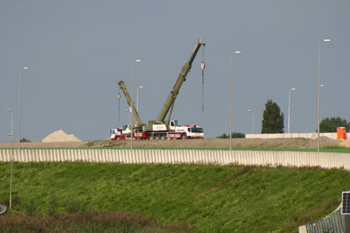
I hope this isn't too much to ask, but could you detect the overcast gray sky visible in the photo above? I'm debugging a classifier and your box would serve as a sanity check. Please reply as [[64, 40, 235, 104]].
[[1, 0, 349, 142]]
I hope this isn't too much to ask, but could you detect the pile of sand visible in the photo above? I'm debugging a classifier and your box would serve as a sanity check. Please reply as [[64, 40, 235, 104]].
[[42, 130, 81, 142], [339, 139, 350, 148]]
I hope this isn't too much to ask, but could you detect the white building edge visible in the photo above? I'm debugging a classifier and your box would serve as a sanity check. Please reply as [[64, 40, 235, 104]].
[[245, 132, 350, 140]]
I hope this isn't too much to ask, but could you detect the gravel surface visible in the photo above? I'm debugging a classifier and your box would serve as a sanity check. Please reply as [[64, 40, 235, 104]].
[[0, 137, 347, 149]]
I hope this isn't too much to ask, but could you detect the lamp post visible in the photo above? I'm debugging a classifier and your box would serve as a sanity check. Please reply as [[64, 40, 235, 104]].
[[288, 88, 296, 134], [317, 39, 330, 152], [7, 109, 13, 209], [248, 110, 254, 134], [125, 109, 131, 125], [19, 67, 28, 159], [137, 86, 143, 112], [230, 51, 241, 150], [131, 60, 141, 150]]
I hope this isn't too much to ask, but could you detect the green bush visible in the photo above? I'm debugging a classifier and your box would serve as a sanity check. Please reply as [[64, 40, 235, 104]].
[[217, 132, 245, 138], [20, 138, 31, 142]]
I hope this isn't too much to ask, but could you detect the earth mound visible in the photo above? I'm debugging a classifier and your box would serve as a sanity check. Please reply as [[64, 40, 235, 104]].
[[339, 139, 350, 148], [42, 130, 81, 142]]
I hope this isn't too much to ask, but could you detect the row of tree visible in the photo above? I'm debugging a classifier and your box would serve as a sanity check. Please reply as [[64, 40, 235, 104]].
[[319, 117, 350, 133], [217, 100, 349, 137], [217, 132, 245, 138], [261, 100, 349, 133]]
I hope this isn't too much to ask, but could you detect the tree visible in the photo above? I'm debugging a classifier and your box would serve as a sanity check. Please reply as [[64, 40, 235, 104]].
[[232, 132, 245, 138], [20, 138, 31, 142], [319, 117, 350, 132], [217, 132, 245, 138], [261, 100, 284, 134], [217, 133, 229, 138]]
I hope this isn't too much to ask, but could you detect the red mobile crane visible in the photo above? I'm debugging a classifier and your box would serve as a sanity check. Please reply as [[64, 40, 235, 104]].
[[110, 38, 205, 140]]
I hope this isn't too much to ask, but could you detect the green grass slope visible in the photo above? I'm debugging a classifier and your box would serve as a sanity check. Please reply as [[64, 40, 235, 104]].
[[0, 162, 349, 233]]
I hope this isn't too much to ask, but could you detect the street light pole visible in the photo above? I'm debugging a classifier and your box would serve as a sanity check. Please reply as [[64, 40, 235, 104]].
[[137, 86, 143, 112], [131, 60, 141, 150], [317, 39, 330, 152], [125, 109, 130, 125], [7, 109, 13, 209], [288, 88, 296, 134], [248, 110, 254, 134], [18, 67, 28, 159], [230, 51, 241, 150]]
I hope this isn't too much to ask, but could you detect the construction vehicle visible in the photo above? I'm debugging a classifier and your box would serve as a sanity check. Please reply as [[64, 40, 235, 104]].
[[109, 124, 131, 140], [110, 84, 205, 140], [110, 38, 205, 140], [167, 120, 204, 140]]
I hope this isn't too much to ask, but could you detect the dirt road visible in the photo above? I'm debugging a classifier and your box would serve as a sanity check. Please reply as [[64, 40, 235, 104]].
[[0, 137, 348, 149]]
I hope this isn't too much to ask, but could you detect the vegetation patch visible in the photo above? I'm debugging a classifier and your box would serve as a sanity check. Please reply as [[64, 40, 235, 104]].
[[87, 141, 95, 147], [0, 162, 349, 232], [0, 210, 194, 232]]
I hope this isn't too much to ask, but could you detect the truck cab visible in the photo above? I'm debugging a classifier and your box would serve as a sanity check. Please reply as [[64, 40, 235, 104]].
[[169, 120, 204, 139], [110, 124, 132, 140]]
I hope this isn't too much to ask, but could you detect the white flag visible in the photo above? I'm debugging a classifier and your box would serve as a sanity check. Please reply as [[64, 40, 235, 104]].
[[129, 106, 132, 113]]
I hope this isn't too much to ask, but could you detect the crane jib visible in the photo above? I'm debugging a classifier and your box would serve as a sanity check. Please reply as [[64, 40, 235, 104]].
[[122, 89, 127, 100], [118, 80, 145, 126], [173, 74, 182, 89], [155, 39, 205, 123]]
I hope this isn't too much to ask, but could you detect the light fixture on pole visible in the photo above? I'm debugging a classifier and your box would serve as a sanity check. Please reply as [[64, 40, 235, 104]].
[[131, 60, 141, 150], [248, 110, 254, 134], [19, 67, 28, 159], [317, 39, 330, 152], [288, 88, 296, 134], [7, 109, 14, 209], [230, 51, 241, 150], [137, 86, 143, 112]]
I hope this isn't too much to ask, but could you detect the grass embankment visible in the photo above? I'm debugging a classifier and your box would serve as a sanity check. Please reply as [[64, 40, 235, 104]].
[[0, 162, 349, 232]]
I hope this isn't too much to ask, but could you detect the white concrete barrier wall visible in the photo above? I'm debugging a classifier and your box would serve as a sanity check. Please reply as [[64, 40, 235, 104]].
[[246, 132, 350, 139], [0, 149, 349, 170]]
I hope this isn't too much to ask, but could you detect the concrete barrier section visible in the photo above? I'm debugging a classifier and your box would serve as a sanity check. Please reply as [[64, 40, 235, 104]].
[[0, 149, 349, 171]]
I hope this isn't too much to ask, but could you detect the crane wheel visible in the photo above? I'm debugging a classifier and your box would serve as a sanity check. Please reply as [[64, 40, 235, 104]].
[[116, 136, 121, 140], [155, 136, 160, 140], [182, 134, 187, 140], [161, 135, 166, 140], [149, 136, 154, 140]]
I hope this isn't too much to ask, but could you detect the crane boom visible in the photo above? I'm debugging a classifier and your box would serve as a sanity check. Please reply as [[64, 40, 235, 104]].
[[155, 38, 205, 124], [118, 80, 145, 127]]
